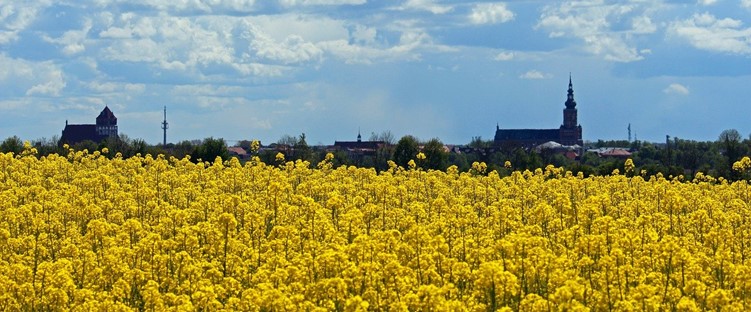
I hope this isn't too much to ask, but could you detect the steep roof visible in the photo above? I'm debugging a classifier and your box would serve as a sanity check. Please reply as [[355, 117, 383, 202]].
[[227, 147, 248, 156], [494, 129, 560, 142], [334, 141, 385, 150], [60, 125, 102, 145], [600, 148, 632, 157], [96, 106, 117, 125]]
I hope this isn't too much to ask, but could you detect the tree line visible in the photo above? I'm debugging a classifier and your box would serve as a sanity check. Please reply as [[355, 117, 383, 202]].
[[2, 128, 751, 180]]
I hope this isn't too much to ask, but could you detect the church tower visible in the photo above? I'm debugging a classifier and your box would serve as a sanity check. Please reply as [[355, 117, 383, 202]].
[[560, 75, 583, 145], [95, 106, 118, 137], [563, 76, 577, 128]]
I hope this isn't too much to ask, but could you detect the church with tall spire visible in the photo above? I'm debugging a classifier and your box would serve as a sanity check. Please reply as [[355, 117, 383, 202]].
[[493, 76, 583, 148]]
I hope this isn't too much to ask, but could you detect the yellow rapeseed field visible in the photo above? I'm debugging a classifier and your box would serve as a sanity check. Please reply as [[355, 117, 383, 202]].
[[2, 143, 751, 311]]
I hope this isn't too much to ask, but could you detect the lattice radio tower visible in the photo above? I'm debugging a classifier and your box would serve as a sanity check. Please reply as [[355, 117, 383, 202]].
[[161, 106, 168, 147]]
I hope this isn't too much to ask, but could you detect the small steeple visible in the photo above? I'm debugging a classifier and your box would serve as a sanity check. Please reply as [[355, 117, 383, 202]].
[[357, 128, 362, 142], [565, 74, 577, 109]]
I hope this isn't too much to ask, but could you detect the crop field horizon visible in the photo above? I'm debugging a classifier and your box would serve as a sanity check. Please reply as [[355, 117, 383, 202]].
[[1, 145, 750, 311]]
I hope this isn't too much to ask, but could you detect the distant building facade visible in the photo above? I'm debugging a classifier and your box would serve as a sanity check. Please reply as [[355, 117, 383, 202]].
[[227, 146, 249, 160], [333, 132, 385, 156], [588, 147, 632, 159], [494, 77, 583, 148], [60, 106, 118, 146]]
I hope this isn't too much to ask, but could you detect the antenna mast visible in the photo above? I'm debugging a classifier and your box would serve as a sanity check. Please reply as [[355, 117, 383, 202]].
[[161, 106, 168, 147], [628, 123, 631, 142]]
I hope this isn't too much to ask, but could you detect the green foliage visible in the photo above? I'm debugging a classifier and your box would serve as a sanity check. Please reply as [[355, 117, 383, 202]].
[[0, 136, 23, 154], [29, 137, 64, 156], [422, 138, 448, 170], [275, 133, 313, 162], [170, 140, 196, 159], [369, 130, 395, 145], [192, 137, 229, 163], [72, 140, 99, 154], [293, 133, 312, 161], [393, 135, 419, 168], [468, 136, 492, 149], [8, 127, 751, 181]]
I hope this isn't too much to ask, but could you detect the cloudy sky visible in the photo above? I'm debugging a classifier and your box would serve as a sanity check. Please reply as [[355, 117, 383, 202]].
[[1, 0, 750, 145]]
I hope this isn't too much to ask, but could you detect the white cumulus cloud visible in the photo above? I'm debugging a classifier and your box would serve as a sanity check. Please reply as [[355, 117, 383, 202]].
[[43, 20, 92, 56], [469, 3, 514, 25], [0, 54, 66, 97], [536, 2, 656, 62], [663, 83, 690, 95], [698, 0, 718, 5], [92, 0, 258, 14], [252, 33, 324, 64], [396, 0, 453, 14], [88, 81, 146, 94], [100, 14, 239, 74], [99, 12, 158, 39], [494, 51, 514, 61], [279, 0, 366, 6], [0, 2, 52, 44], [631, 16, 657, 34], [519, 70, 552, 80], [669, 12, 751, 55], [26, 69, 66, 97]]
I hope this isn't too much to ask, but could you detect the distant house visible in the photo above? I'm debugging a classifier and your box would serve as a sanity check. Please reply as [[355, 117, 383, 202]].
[[534, 141, 582, 160], [588, 147, 632, 159], [494, 76, 583, 148], [59, 106, 118, 146], [227, 146, 249, 160]]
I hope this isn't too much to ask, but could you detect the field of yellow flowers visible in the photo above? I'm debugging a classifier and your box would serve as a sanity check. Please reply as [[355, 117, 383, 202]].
[[2, 145, 751, 311]]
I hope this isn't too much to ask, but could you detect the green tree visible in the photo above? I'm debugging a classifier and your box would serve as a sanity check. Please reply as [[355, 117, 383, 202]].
[[422, 138, 448, 170], [392, 135, 419, 168], [72, 140, 99, 154], [192, 137, 229, 163], [719, 129, 744, 178], [369, 130, 396, 145], [368, 131, 395, 171], [468, 136, 492, 149], [0, 136, 23, 154], [130, 138, 148, 157], [32, 136, 64, 156], [171, 140, 195, 159], [294, 133, 312, 161], [277, 134, 297, 147]]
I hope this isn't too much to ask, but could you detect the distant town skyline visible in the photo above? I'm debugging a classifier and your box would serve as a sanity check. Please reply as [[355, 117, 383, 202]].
[[1, 1, 750, 145]]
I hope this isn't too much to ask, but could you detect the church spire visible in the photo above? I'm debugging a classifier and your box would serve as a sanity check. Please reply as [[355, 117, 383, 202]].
[[565, 74, 576, 109]]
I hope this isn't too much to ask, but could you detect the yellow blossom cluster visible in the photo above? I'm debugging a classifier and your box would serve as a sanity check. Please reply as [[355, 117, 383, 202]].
[[1, 148, 751, 311]]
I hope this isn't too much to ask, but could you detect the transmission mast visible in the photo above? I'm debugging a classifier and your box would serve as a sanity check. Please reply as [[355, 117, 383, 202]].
[[161, 106, 168, 147], [628, 123, 631, 142]]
